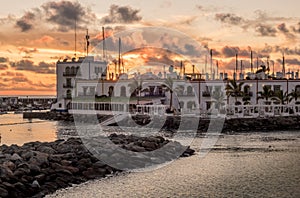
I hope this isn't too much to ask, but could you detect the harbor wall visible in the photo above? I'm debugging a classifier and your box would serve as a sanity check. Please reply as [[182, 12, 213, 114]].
[[23, 112, 300, 133]]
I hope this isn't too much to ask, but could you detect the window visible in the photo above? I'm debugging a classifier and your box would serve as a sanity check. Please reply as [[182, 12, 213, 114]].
[[120, 86, 126, 97], [274, 85, 281, 94], [187, 86, 193, 95], [108, 86, 114, 97], [59, 103, 62, 108], [187, 101, 195, 109]]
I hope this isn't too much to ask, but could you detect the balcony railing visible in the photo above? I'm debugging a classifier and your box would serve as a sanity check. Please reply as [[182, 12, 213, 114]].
[[63, 84, 73, 88], [244, 91, 253, 97], [63, 72, 81, 77], [64, 95, 72, 99], [202, 91, 211, 97]]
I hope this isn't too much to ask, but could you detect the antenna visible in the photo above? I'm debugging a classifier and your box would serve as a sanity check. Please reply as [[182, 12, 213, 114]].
[[210, 49, 213, 78], [240, 60, 243, 74], [235, 53, 238, 80], [216, 60, 219, 76], [250, 50, 253, 73], [102, 27, 106, 61], [205, 55, 207, 74], [118, 38, 121, 74], [74, 18, 77, 58], [86, 29, 90, 56], [282, 52, 285, 78]]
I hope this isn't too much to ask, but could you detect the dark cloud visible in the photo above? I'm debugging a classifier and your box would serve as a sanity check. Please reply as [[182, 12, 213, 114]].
[[18, 47, 38, 57], [221, 46, 251, 58], [101, 4, 142, 24], [0, 64, 8, 70], [277, 23, 296, 41], [0, 57, 8, 63], [277, 23, 289, 33], [291, 22, 300, 33], [10, 60, 55, 74], [0, 72, 55, 91], [215, 13, 244, 25], [255, 24, 277, 37], [42, 1, 96, 32], [15, 11, 35, 32], [284, 58, 300, 66]]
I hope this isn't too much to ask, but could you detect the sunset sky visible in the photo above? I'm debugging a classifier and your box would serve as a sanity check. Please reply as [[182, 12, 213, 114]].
[[1, 0, 300, 95]]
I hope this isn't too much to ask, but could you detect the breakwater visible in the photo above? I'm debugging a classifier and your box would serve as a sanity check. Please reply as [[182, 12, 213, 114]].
[[23, 112, 300, 133], [0, 134, 194, 198]]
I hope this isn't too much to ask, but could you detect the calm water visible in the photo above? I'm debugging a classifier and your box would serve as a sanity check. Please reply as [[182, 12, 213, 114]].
[[0, 113, 76, 146], [48, 132, 300, 198]]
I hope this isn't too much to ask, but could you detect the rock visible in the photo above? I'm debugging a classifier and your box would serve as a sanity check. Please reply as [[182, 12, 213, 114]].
[[3, 161, 16, 171], [34, 174, 46, 183], [60, 160, 72, 166], [37, 146, 56, 154], [10, 153, 22, 161], [31, 180, 40, 188], [141, 141, 158, 151], [0, 187, 8, 197], [0, 165, 14, 179], [21, 151, 34, 161], [29, 164, 41, 174], [29, 152, 49, 167], [14, 167, 30, 177]]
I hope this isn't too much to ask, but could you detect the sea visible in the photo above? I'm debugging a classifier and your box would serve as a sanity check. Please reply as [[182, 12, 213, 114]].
[[1, 113, 299, 197], [0, 113, 77, 146]]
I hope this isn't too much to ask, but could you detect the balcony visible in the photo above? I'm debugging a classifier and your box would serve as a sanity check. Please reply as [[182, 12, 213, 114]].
[[244, 91, 253, 97], [64, 95, 72, 99], [63, 84, 73, 88], [202, 91, 211, 97], [63, 72, 81, 77]]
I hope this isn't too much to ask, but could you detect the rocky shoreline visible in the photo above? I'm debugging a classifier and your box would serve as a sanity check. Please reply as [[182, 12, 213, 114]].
[[0, 134, 194, 198], [23, 111, 300, 133]]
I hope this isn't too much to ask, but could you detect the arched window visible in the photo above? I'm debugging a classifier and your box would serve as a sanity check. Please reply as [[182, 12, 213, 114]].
[[120, 86, 126, 97], [65, 67, 70, 74], [66, 90, 72, 99], [244, 85, 250, 94], [187, 101, 195, 109], [71, 66, 76, 75], [179, 101, 184, 109], [187, 86, 193, 95], [108, 86, 114, 97], [76, 66, 81, 75]]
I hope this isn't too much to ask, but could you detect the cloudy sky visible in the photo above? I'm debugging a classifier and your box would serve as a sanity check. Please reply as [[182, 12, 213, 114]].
[[1, 0, 300, 95]]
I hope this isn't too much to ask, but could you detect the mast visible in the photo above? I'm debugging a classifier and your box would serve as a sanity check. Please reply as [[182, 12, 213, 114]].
[[85, 29, 90, 56], [240, 60, 243, 74], [74, 18, 77, 58], [250, 50, 253, 73], [102, 27, 106, 61], [282, 52, 285, 78], [210, 49, 213, 78], [216, 60, 219, 78], [235, 53, 238, 80], [118, 38, 121, 75]]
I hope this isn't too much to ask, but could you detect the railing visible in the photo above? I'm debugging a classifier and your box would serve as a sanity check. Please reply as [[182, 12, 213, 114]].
[[63, 72, 81, 77], [63, 84, 73, 88], [225, 104, 300, 118], [202, 91, 211, 97]]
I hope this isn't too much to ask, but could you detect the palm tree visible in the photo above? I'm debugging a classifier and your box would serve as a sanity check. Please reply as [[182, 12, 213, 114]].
[[162, 77, 175, 110], [211, 87, 226, 112], [128, 78, 144, 105], [272, 90, 289, 105], [257, 85, 274, 104], [288, 89, 300, 104], [225, 80, 244, 105]]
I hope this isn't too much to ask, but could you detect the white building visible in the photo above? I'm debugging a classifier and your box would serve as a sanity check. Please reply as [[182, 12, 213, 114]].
[[52, 56, 300, 117]]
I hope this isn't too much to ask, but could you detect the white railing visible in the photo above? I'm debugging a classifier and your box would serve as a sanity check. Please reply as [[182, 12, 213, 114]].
[[225, 104, 300, 118], [68, 101, 300, 118]]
